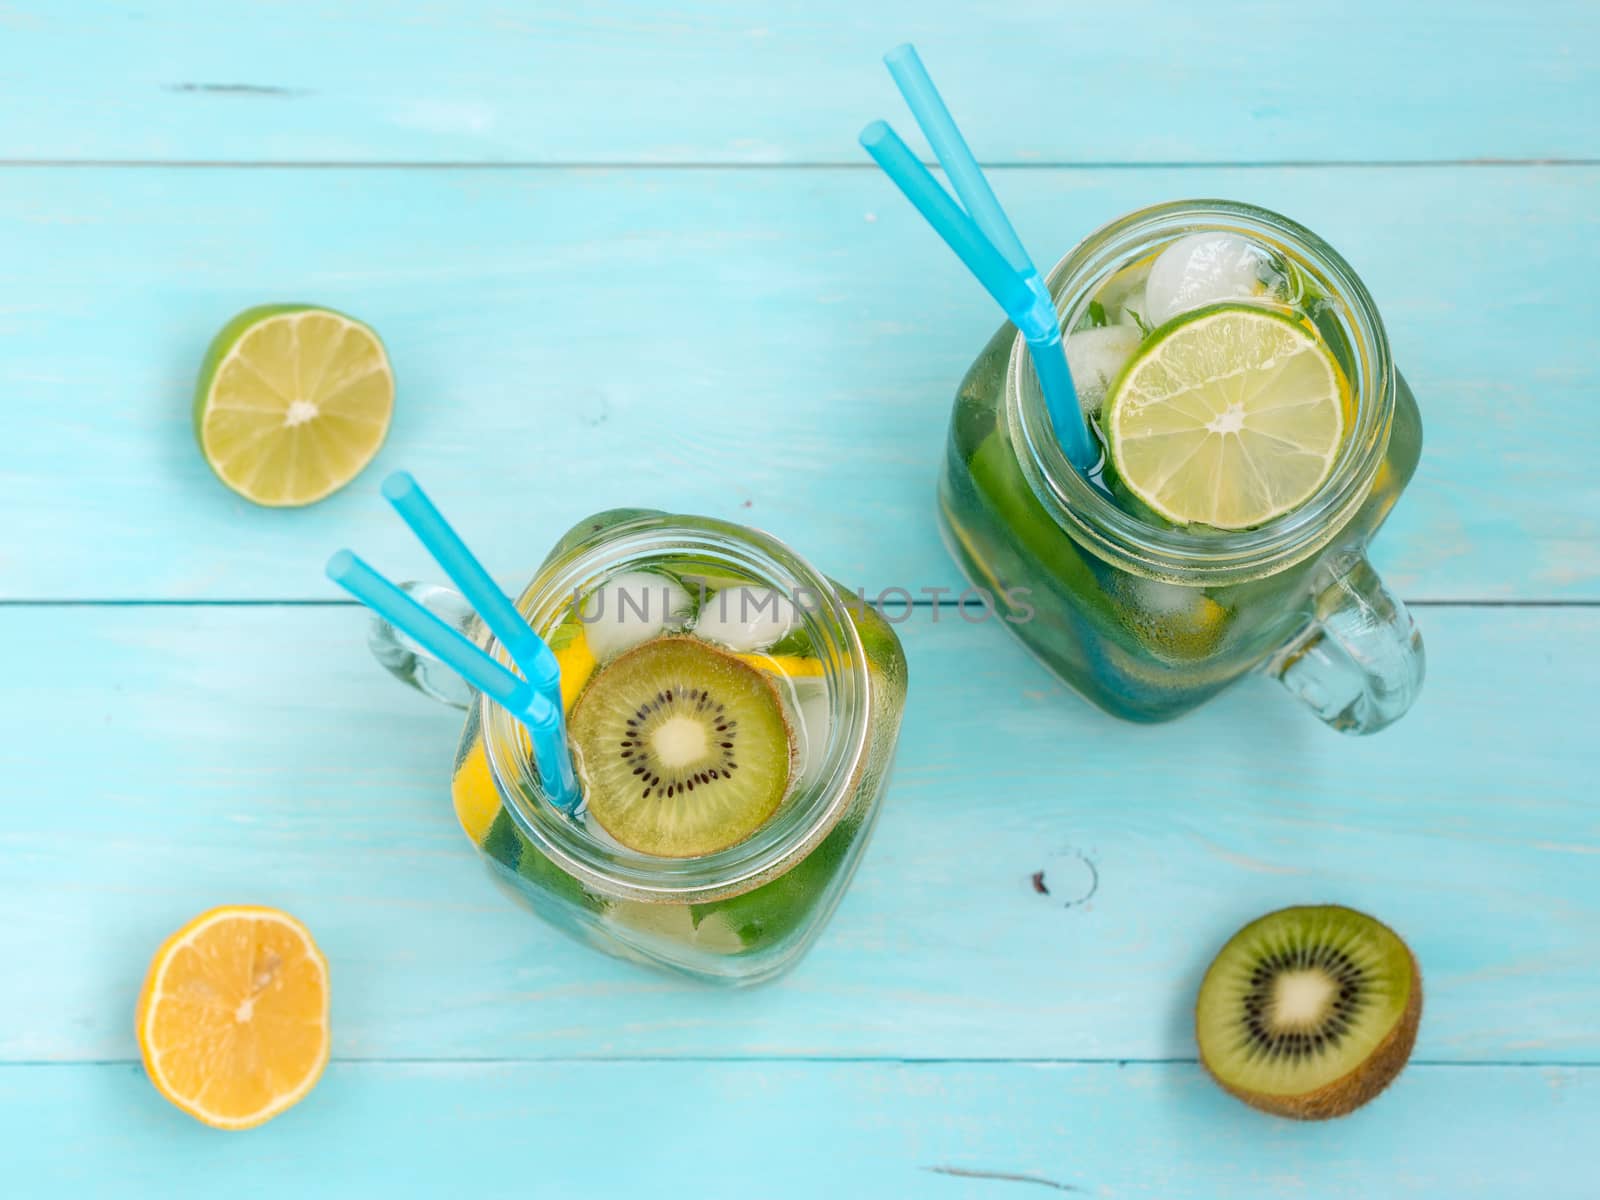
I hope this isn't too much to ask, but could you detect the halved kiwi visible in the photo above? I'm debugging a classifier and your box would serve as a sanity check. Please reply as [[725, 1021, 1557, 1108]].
[[1195, 905, 1421, 1120], [568, 637, 794, 858]]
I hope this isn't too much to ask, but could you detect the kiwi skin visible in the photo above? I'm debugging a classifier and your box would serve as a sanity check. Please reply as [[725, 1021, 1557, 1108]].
[[1197, 906, 1423, 1121]]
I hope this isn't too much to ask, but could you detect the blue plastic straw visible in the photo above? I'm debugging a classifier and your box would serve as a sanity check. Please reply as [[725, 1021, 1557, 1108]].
[[382, 471, 563, 719], [883, 44, 1031, 275], [861, 49, 1097, 471], [860, 121, 1037, 320], [326, 550, 579, 811]]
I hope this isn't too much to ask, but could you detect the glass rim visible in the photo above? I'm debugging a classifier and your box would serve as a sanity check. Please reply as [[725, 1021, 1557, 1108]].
[[481, 513, 873, 905], [1008, 198, 1397, 584]]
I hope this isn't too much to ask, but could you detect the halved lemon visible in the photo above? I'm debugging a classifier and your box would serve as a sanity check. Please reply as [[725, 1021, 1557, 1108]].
[[194, 305, 393, 506], [136, 905, 331, 1130], [1105, 304, 1348, 529]]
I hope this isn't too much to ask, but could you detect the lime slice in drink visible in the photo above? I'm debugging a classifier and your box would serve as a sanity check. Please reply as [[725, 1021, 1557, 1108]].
[[1104, 304, 1348, 529], [194, 305, 394, 506]]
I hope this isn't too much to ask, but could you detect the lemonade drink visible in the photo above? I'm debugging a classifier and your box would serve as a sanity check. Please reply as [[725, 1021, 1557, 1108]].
[[444, 511, 907, 984], [939, 201, 1423, 731]]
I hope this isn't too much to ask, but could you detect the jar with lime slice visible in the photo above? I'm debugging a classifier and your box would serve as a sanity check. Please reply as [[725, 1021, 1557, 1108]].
[[939, 200, 1424, 733], [367, 511, 907, 985]]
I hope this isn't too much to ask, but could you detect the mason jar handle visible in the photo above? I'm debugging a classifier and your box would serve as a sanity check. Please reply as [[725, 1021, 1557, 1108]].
[[366, 581, 481, 710], [1267, 552, 1425, 735]]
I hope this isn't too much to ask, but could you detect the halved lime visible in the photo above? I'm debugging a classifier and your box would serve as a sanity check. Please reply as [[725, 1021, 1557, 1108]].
[[194, 305, 394, 506], [1104, 304, 1348, 529]]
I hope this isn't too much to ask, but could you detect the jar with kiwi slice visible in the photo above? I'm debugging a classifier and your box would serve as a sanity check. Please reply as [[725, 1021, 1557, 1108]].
[[425, 511, 907, 984]]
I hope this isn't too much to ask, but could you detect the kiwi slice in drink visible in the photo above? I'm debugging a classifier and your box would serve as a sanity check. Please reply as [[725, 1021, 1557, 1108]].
[[568, 637, 795, 858], [1196, 905, 1422, 1120]]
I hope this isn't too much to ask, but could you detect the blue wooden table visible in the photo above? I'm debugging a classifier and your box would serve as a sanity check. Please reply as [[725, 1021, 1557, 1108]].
[[3, 3, 1597, 1195]]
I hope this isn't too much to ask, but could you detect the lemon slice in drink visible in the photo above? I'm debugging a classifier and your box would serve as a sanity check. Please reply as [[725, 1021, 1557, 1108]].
[[194, 305, 394, 506], [1104, 304, 1348, 529]]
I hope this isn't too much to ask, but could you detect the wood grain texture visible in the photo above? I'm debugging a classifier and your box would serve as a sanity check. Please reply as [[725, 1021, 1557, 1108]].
[[0, 1, 1593, 164], [3, 605, 1593, 1064], [5, 1061, 1598, 1198], [1, 166, 1595, 600], [2, 4, 1596, 1192]]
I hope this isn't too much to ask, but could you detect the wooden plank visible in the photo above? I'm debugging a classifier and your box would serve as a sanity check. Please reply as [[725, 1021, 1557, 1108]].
[[0, 165, 1595, 601], [0, 1, 1593, 164], [4, 1061, 1597, 1198], [2, 604, 1592, 1064]]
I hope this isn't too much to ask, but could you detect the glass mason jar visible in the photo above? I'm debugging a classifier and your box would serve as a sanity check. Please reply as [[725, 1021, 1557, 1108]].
[[369, 509, 907, 985], [938, 200, 1424, 733]]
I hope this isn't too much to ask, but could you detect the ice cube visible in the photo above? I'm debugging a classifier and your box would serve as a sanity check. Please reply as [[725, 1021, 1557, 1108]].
[[1066, 324, 1143, 413], [792, 680, 832, 788], [578, 570, 692, 660], [1095, 260, 1153, 329], [1114, 289, 1151, 330], [1143, 232, 1281, 327], [693, 586, 798, 652]]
